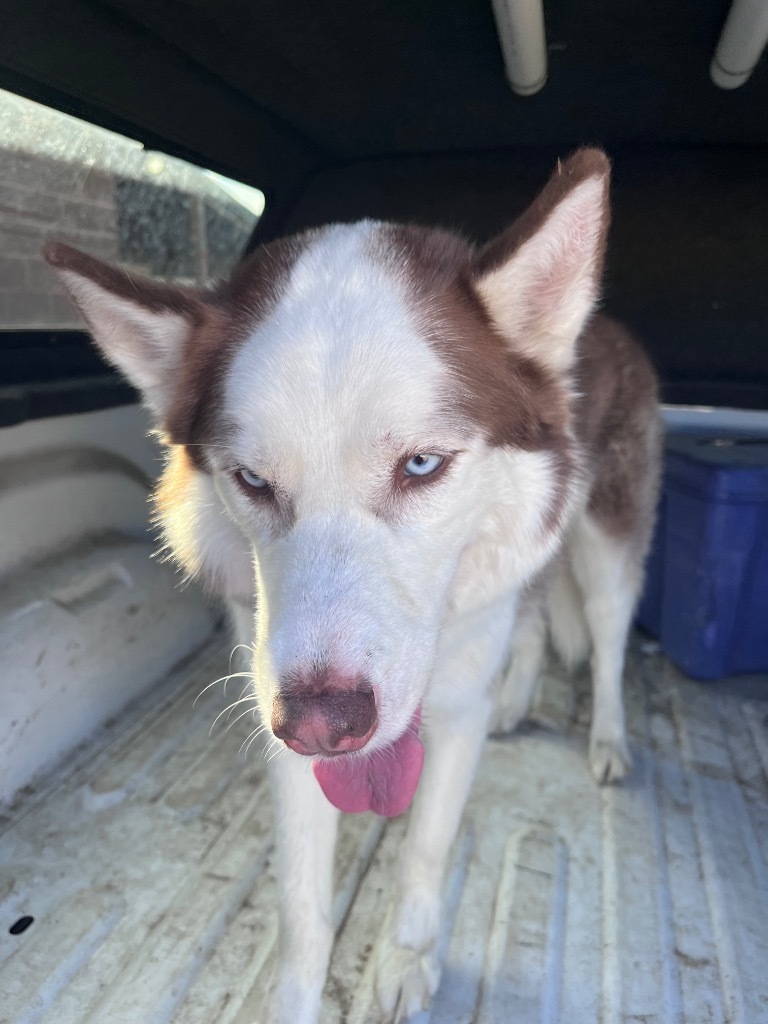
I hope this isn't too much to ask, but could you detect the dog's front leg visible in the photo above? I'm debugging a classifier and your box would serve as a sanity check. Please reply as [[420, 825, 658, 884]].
[[375, 697, 493, 1020], [228, 601, 337, 1022], [266, 751, 339, 1024], [374, 597, 515, 1020]]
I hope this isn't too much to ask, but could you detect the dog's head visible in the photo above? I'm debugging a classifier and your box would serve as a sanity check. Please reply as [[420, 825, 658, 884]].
[[45, 149, 610, 815]]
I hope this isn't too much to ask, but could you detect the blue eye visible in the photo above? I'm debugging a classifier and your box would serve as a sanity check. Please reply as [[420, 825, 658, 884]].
[[237, 468, 269, 490], [404, 453, 444, 477]]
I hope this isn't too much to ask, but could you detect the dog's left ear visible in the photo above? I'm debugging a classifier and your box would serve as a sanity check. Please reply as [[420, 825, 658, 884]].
[[472, 148, 610, 374]]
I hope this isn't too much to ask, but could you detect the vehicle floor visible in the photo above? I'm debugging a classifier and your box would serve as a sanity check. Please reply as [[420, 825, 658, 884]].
[[1, 632, 767, 1024]]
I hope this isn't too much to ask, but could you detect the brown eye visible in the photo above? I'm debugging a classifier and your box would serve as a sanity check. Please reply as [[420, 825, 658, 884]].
[[403, 453, 444, 477]]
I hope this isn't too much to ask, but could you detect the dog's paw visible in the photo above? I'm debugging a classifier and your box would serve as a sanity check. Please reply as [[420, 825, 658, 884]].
[[375, 935, 440, 1022], [589, 731, 631, 784], [488, 688, 532, 736], [263, 967, 324, 1024], [488, 703, 527, 737]]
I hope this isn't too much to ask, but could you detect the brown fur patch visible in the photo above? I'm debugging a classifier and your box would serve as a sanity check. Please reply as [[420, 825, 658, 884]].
[[371, 223, 572, 451], [42, 241, 204, 318], [574, 315, 662, 541]]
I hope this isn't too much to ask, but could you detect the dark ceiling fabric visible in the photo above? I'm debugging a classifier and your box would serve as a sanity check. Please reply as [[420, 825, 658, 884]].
[[2, 0, 767, 190], [1, 0, 767, 406], [81, 0, 768, 154]]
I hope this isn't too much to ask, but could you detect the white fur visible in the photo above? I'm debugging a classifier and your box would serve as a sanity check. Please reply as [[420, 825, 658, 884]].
[[569, 516, 640, 782], [156, 460, 254, 602], [547, 558, 591, 670], [216, 225, 508, 752], [491, 517, 639, 784], [52, 167, 648, 1022], [491, 593, 548, 734], [266, 739, 339, 1024]]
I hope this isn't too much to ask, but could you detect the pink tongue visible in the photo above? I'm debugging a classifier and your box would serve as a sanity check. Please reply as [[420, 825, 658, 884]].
[[313, 711, 424, 817]]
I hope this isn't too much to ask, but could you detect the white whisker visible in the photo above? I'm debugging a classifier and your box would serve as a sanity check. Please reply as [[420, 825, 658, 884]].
[[230, 641, 256, 658], [209, 695, 258, 736], [266, 741, 286, 763], [237, 728, 257, 758], [224, 706, 260, 733], [193, 670, 255, 706]]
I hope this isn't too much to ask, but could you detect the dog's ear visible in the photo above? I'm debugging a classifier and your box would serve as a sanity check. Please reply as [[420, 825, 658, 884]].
[[472, 148, 610, 374], [43, 241, 205, 420]]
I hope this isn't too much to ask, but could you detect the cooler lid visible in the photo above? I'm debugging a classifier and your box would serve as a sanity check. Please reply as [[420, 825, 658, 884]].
[[666, 434, 768, 503]]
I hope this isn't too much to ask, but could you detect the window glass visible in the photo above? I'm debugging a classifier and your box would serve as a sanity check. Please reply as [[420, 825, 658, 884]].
[[0, 89, 265, 328]]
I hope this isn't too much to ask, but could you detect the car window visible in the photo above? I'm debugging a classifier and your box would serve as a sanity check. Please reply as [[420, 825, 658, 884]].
[[0, 88, 264, 329]]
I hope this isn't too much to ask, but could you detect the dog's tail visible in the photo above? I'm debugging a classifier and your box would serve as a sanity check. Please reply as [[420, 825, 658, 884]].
[[546, 563, 591, 671]]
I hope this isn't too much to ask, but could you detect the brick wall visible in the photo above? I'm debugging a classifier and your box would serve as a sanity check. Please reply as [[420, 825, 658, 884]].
[[0, 149, 119, 328], [0, 148, 255, 330]]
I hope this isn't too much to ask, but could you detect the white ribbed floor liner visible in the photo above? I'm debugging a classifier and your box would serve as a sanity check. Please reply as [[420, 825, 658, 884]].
[[1, 634, 767, 1024]]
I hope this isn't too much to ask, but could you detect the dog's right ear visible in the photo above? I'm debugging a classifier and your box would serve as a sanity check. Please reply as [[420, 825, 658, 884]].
[[43, 242, 205, 421]]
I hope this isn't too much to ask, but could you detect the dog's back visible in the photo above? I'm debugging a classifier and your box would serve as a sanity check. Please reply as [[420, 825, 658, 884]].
[[576, 313, 662, 552]]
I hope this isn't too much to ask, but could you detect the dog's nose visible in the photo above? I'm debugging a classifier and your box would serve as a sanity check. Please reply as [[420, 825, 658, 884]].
[[271, 680, 377, 756]]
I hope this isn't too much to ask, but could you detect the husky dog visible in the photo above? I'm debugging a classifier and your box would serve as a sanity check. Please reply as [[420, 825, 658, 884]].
[[46, 148, 661, 1023]]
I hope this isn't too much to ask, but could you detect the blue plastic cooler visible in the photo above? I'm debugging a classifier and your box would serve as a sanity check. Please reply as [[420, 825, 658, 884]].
[[636, 434, 768, 680]]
